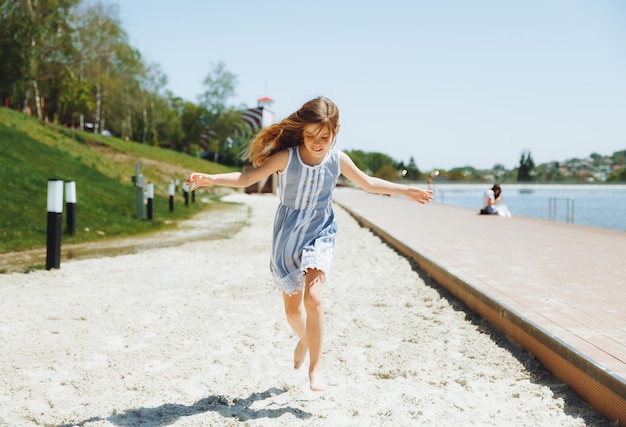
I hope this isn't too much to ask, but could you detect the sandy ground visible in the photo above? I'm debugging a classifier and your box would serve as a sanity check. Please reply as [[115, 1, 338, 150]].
[[0, 193, 612, 427]]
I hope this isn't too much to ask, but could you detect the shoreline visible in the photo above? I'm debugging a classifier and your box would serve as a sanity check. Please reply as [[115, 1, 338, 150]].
[[416, 182, 626, 190]]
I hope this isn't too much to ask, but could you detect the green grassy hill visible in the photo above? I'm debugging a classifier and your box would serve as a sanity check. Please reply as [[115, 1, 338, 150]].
[[0, 107, 237, 254]]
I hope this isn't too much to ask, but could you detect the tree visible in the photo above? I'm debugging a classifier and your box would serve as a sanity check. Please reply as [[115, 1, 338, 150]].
[[73, 1, 135, 134], [10, 0, 79, 120], [343, 150, 399, 178], [179, 102, 208, 154], [590, 152, 603, 166], [58, 68, 95, 127], [375, 164, 400, 181], [367, 152, 397, 178], [447, 166, 479, 181], [195, 62, 251, 163], [492, 163, 507, 181], [608, 167, 626, 182], [344, 150, 369, 172], [198, 61, 238, 115], [0, 1, 32, 104], [104, 42, 144, 140], [405, 156, 421, 180], [201, 108, 247, 163], [517, 150, 535, 182], [612, 150, 626, 165], [136, 63, 171, 145]]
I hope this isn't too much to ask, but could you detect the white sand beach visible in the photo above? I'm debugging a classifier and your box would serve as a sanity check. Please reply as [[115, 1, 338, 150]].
[[0, 192, 610, 426]]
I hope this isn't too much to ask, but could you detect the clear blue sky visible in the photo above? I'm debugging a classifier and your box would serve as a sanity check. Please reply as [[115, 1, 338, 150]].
[[118, 0, 626, 171]]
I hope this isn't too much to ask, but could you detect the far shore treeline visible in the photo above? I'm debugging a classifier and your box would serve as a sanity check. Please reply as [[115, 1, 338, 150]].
[[1, 1, 625, 184]]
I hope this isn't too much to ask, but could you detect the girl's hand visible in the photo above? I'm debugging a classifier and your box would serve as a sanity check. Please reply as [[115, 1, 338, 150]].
[[186, 172, 214, 191], [407, 188, 434, 204]]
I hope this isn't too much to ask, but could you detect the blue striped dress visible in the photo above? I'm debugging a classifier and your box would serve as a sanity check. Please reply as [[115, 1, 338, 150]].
[[271, 146, 341, 295]]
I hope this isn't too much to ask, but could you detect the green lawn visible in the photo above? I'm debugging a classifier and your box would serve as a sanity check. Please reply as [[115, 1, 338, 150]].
[[0, 108, 240, 253]]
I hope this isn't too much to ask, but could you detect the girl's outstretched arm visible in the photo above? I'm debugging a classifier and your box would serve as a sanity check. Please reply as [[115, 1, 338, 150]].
[[339, 151, 434, 204], [187, 149, 289, 190]]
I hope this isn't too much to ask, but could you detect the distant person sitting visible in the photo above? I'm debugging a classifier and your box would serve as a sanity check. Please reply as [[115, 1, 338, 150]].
[[481, 184, 511, 218]]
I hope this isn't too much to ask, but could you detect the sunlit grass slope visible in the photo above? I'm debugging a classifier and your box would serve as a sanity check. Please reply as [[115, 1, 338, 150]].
[[0, 108, 237, 253]]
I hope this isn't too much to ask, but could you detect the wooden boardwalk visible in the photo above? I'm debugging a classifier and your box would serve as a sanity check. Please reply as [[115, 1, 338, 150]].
[[333, 187, 626, 425]]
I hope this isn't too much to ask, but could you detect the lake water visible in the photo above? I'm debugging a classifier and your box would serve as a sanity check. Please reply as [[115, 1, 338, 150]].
[[429, 183, 626, 232]]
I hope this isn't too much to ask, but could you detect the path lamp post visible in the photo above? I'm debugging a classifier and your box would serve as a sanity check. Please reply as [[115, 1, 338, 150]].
[[146, 182, 154, 221], [183, 182, 189, 206], [65, 181, 76, 235], [169, 180, 175, 212], [46, 179, 64, 270], [134, 162, 145, 220]]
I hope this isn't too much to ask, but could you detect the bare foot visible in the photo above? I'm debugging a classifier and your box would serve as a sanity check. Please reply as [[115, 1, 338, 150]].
[[293, 340, 308, 370], [309, 369, 326, 392]]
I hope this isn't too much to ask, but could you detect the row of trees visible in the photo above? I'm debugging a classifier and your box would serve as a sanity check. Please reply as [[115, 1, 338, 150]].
[[0, 0, 252, 164], [2, 1, 623, 182], [1, 1, 430, 177], [344, 150, 422, 181]]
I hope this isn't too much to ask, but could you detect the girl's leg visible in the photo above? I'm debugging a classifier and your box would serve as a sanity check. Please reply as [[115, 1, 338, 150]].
[[304, 268, 326, 391], [282, 290, 308, 369]]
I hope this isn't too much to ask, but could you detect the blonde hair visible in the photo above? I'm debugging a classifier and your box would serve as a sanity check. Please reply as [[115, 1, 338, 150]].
[[244, 96, 340, 166]]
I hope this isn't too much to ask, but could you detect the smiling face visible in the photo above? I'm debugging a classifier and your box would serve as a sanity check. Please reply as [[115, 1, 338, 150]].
[[300, 123, 334, 165]]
